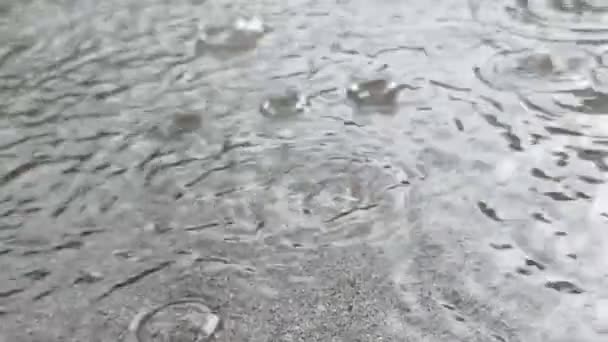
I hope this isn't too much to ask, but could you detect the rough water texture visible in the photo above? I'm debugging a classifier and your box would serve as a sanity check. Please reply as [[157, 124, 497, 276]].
[[1, 0, 608, 341]]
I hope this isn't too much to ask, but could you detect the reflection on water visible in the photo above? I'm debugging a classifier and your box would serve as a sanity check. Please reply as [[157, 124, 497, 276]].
[[1, 0, 608, 341]]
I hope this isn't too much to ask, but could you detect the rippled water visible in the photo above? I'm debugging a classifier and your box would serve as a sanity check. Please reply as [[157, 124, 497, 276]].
[[2, 0, 608, 341]]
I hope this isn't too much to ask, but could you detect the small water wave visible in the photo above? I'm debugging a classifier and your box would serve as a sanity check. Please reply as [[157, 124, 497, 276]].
[[475, 47, 596, 92], [141, 135, 415, 248], [474, 0, 608, 43], [473, 43, 608, 166], [128, 298, 221, 342], [3, 0, 608, 340]]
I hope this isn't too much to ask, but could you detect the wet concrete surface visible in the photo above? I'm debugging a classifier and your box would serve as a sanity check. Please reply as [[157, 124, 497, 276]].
[[1, 0, 608, 340]]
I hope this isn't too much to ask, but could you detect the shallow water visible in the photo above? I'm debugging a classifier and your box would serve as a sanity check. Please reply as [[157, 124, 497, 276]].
[[1, 0, 608, 341]]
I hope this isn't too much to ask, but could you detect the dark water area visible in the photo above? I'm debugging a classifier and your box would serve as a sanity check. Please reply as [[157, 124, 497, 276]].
[[1, 0, 608, 340]]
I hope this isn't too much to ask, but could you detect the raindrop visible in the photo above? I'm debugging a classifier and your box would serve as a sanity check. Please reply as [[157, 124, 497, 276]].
[[196, 16, 269, 58], [260, 89, 308, 118], [346, 79, 418, 107]]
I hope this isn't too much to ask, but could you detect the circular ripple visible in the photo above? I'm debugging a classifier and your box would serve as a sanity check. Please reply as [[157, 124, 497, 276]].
[[276, 153, 411, 246], [129, 298, 220, 342], [475, 48, 595, 92], [169, 136, 413, 247], [476, 0, 608, 43], [513, 63, 608, 122]]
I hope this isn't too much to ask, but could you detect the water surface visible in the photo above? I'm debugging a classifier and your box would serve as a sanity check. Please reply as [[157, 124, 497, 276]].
[[1, 0, 608, 341]]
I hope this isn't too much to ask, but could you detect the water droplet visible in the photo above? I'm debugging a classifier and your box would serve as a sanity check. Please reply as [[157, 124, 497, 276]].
[[260, 90, 308, 118], [196, 17, 269, 58], [346, 79, 416, 107]]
